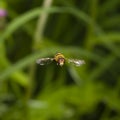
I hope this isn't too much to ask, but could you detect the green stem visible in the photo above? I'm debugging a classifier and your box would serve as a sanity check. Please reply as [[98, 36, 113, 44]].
[[34, 0, 53, 45], [26, 0, 53, 101], [85, 0, 98, 49]]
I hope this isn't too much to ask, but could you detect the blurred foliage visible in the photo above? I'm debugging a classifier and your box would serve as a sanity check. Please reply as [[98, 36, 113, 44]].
[[0, 0, 120, 120]]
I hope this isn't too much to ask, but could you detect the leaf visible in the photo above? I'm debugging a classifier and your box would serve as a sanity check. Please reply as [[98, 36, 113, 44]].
[[0, 45, 101, 81]]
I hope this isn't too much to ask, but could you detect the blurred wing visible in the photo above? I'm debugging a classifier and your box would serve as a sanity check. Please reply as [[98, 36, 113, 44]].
[[36, 58, 54, 65], [67, 59, 85, 66]]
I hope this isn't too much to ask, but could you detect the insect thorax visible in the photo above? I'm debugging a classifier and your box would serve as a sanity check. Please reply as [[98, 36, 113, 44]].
[[54, 53, 65, 62]]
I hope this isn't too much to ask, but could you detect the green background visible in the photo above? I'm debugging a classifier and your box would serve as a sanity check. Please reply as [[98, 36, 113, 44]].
[[0, 0, 120, 120]]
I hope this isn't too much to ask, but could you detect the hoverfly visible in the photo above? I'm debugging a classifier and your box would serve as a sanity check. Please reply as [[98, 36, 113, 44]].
[[36, 53, 85, 67]]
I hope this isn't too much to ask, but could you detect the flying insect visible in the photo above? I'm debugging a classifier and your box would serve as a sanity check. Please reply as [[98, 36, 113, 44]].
[[36, 53, 85, 67]]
